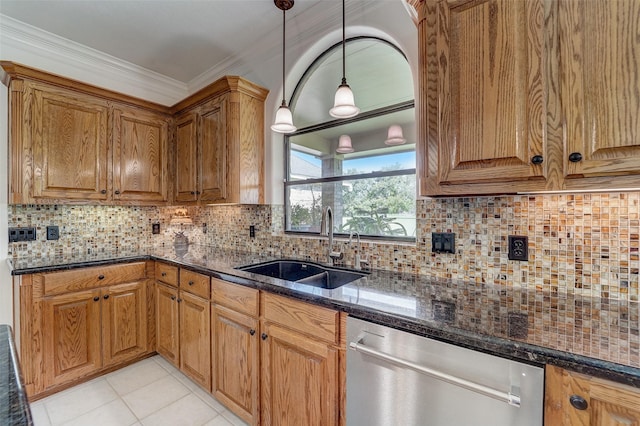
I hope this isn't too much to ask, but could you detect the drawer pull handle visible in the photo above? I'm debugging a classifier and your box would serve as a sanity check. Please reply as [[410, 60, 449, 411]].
[[103, 294, 110, 300], [188, 281, 194, 286], [568, 152, 583, 163], [161, 272, 167, 277], [93, 296, 100, 302], [114, 190, 121, 195], [569, 395, 588, 411], [100, 189, 107, 194], [98, 275, 105, 280], [249, 329, 256, 336], [531, 155, 543, 165], [261, 333, 268, 340]]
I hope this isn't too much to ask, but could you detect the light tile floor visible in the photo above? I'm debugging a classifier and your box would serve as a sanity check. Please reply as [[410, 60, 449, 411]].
[[29, 355, 249, 426]]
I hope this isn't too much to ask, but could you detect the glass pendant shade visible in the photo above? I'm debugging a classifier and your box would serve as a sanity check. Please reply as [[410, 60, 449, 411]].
[[336, 134, 354, 153], [330, 83, 360, 118], [384, 124, 406, 145], [271, 102, 297, 133]]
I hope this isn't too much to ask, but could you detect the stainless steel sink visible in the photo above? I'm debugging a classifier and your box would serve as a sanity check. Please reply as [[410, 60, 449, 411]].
[[236, 260, 366, 289]]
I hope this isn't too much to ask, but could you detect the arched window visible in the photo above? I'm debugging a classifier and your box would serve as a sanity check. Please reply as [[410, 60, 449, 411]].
[[285, 37, 415, 240]]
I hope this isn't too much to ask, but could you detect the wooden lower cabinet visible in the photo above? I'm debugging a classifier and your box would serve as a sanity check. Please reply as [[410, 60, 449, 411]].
[[260, 322, 339, 426], [156, 283, 180, 365], [179, 291, 211, 390], [211, 304, 259, 425], [102, 281, 148, 367], [545, 365, 640, 425], [43, 288, 102, 388]]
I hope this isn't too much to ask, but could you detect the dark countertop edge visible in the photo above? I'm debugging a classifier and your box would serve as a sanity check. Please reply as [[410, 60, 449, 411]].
[[1, 325, 34, 426], [9, 255, 640, 388]]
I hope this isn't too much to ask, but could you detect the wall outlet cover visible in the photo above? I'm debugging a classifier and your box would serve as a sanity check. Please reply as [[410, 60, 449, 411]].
[[46, 226, 60, 240], [9, 227, 36, 242], [508, 235, 528, 261], [249, 225, 256, 238], [432, 232, 455, 254], [152, 223, 160, 234]]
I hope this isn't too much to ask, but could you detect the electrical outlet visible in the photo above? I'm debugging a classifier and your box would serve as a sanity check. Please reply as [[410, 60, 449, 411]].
[[46, 226, 60, 240], [249, 225, 256, 238], [508, 235, 528, 261], [152, 223, 160, 234], [432, 232, 455, 254], [9, 227, 37, 242]]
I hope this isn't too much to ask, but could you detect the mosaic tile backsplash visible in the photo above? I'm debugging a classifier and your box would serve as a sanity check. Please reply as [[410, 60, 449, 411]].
[[8, 192, 640, 367]]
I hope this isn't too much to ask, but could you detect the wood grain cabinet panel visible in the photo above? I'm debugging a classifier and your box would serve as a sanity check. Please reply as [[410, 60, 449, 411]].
[[30, 83, 109, 201], [260, 322, 339, 426], [156, 283, 180, 366], [112, 107, 170, 203], [102, 281, 148, 367], [199, 100, 227, 202], [211, 303, 259, 425], [560, 0, 640, 189], [545, 365, 640, 425], [175, 113, 198, 203], [179, 291, 211, 391], [43, 289, 102, 389], [420, 0, 549, 195]]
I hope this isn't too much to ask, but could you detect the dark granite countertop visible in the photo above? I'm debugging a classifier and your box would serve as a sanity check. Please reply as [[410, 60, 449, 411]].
[[0, 325, 33, 426], [8, 244, 640, 388]]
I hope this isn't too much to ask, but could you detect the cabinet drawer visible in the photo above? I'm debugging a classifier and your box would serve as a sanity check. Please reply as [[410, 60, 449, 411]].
[[155, 263, 178, 287], [180, 269, 210, 299], [42, 262, 146, 296], [211, 278, 259, 317], [262, 293, 339, 344]]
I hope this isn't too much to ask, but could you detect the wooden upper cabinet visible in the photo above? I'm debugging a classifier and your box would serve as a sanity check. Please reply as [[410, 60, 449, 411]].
[[112, 106, 170, 203], [199, 100, 227, 202], [30, 83, 109, 201], [175, 113, 198, 203], [421, 0, 549, 195], [172, 77, 268, 205], [560, 0, 640, 189]]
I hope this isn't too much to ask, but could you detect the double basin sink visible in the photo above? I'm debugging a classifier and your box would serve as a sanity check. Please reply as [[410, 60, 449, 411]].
[[237, 259, 367, 289]]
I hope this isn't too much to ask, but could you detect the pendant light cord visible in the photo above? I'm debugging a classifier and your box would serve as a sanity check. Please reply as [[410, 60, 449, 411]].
[[341, 0, 346, 84], [281, 8, 287, 105]]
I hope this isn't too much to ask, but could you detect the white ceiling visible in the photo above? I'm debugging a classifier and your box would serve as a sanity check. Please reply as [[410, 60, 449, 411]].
[[0, 1, 418, 102]]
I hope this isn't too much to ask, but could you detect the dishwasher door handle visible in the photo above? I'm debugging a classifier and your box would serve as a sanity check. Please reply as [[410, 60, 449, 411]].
[[349, 338, 521, 407]]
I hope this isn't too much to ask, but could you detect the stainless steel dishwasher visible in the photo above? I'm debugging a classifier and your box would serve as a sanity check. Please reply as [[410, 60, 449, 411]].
[[347, 317, 544, 426]]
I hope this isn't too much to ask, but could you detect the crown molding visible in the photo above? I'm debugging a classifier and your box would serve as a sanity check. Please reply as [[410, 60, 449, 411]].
[[0, 14, 188, 105]]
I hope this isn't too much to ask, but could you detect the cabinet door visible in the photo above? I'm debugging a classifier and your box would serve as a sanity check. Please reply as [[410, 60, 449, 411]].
[[43, 289, 102, 388], [112, 107, 169, 203], [212, 304, 259, 425], [198, 100, 227, 202], [156, 283, 180, 366], [102, 281, 147, 367], [545, 365, 640, 425], [31, 84, 109, 200], [425, 0, 546, 191], [261, 322, 339, 426], [175, 113, 198, 203], [561, 0, 640, 185], [179, 291, 211, 391]]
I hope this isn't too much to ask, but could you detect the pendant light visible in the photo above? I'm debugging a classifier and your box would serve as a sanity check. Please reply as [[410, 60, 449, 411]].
[[384, 125, 406, 146], [336, 135, 354, 153], [271, 0, 297, 134], [329, 0, 359, 119]]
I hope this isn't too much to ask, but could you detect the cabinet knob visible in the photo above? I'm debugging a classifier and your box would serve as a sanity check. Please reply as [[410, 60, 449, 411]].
[[188, 281, 194, 286], [249, 329, 256, 336], [569, 395, 588, 411], [171, 295, 176, 301], [103, 294, 110, 300], [98, 275, 105, 280], [196, 191, 201, 195], [100, 189, 107, 194], [261, 333, 268, 340], [161, 272, 167, 277], [93, 296, 100, 302], [531, 155, 543, 165], [114, 190, 121, 195], [568, 152, 583, 163], [191, 191, 195, 195], [177, 298, 182, 303]]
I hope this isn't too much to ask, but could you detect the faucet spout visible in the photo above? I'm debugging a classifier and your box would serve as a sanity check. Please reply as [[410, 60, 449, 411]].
[[321, 206, 342, 263]]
